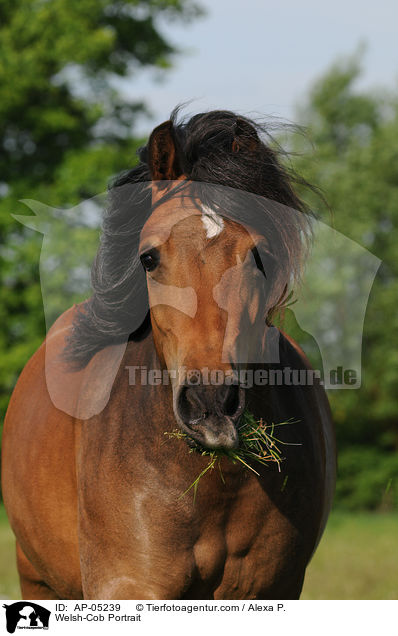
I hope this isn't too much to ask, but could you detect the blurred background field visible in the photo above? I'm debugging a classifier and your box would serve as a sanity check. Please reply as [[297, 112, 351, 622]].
[[1, 504, 396, 600], [0, 505, 19, 599], [1, 0, 398, 600], [302, 511, 398, 599]]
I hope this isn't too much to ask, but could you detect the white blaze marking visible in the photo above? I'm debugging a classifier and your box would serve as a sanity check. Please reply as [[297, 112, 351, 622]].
[[201, 204, 224, 239]]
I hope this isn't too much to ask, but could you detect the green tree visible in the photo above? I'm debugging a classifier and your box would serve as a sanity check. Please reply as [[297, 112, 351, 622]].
[[0, 0, 202, 420], [289, 52, 398, 509]]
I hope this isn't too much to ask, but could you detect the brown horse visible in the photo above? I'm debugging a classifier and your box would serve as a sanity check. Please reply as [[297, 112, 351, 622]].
[[2, 111, 336, 599]]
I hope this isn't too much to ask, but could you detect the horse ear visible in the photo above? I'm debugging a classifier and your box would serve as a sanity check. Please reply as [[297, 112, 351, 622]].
[[232, 118, 260, 153], [147, 120, 183, 182]]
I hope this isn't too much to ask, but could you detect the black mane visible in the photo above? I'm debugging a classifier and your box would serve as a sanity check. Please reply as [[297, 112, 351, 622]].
[[64, 109, 312, 368]]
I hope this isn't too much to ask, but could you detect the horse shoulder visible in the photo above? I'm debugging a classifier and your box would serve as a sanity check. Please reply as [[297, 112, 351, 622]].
[[2, 306, 83, 597]]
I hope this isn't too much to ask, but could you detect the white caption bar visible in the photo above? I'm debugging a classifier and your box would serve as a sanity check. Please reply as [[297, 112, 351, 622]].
[[2, 600, 396, 636]]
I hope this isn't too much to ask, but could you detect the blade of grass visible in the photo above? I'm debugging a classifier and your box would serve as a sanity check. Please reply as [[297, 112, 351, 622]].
[[165, 411, 300, 499]]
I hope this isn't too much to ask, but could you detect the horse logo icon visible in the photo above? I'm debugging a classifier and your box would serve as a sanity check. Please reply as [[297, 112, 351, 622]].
[[3, 602, 50, 633]]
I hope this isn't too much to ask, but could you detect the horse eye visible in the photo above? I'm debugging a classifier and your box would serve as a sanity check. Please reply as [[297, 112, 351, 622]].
[[140, 250, 159, 272]]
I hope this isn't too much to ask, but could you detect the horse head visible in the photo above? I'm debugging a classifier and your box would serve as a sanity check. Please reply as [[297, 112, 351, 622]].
[[63, 111, 311, 442], [140, 118, 304, 449]]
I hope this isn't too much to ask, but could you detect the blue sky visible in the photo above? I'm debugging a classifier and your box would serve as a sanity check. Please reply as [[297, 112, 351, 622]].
[[120, 0, 398, 133]]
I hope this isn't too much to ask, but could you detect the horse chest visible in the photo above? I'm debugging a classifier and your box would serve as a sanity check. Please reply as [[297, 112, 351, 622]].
[[192, 493, 300, 598], [76, 412, 318, 599], [138, 474, 301, 599]]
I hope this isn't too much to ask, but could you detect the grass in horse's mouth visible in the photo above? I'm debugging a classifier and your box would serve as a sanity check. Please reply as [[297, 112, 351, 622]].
[[164, 411, 298, 500]]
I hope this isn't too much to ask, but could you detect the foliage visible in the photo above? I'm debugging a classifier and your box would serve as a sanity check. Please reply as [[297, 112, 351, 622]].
[[334, 447, 398, 512], [287, 51, 398, 510]]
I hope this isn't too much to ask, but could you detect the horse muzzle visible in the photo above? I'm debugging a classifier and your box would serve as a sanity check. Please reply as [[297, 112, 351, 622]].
[[174, 382, 245, 450]]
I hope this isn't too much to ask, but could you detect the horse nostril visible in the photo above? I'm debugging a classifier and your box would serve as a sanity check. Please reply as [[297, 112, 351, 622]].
[[219, 384, 243, 417], [176, 383, 244, 430], [176, 386, 190, 423], [176, 385, 208, 427], [174, 383, 242, 450]]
